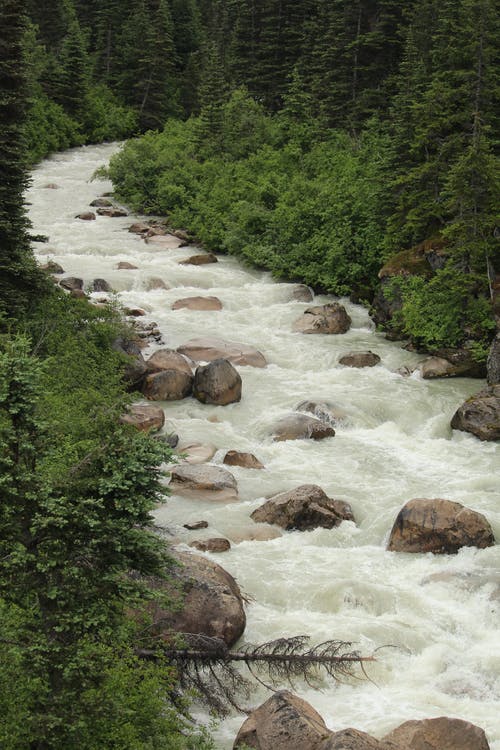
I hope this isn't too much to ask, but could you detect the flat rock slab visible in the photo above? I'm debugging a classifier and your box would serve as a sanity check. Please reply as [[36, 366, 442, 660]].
[[296, 400, 348, 427], [177, 442, 217, 464], [172, 295, 223, 311], [387, 498, 495, 553], [178, 337, 267, 368], [251, 484, 354, 531], [169, 464, 238, 501], [339, 351, 381, 368], [145, 233, 183, 249], [271, 413, 335, 441], [451, 384, 500, 441], [382, 716, 491, 750], [120, 403, 165, 432]]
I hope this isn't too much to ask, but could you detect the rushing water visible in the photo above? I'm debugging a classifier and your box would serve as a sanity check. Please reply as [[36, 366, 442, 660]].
[[28, 143, 500, 748]]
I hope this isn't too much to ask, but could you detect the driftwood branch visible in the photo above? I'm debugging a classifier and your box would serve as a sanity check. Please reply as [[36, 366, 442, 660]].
[[137, 633, 374, 715]]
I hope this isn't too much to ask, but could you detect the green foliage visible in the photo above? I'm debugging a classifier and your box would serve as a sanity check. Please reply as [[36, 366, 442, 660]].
[[81, 84, 138, 143], [398, 265, 495, 353]]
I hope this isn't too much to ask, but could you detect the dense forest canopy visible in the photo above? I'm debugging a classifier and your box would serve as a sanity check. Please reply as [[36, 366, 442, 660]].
[[0, 0, 499, 747]]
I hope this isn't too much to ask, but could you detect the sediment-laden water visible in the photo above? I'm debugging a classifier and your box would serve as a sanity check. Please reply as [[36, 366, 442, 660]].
[[28, 143, 500, 748]]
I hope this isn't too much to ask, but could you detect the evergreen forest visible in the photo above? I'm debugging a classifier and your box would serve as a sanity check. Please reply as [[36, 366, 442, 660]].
[[0, 0, 499, 747]]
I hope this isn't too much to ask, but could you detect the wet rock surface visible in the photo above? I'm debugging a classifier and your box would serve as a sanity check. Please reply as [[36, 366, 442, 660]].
[[251, 484, 354, 530], [451, 384, 500, 441], [271, 412, 335, 441], [293, 303, 351, 334]]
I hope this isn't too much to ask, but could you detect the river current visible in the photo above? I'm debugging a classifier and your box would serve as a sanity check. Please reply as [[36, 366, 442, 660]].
[[28, 143, 500, 748]]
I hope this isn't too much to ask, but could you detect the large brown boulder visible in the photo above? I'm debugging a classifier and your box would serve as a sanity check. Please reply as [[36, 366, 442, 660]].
[[146, 349, 193, 375], [223, 451, 264, 469], [234, 691, 331, 750], [169, 464, 238, 501], [59, 276, 83, 292], [382, 716, 491, 750], [451, 385, 500, 441], [293, 303, 351, 334], [296, 400, 348, 427], [387, 498, 495, 554], [320, 729, 401, 750], [142, 369, 193, 401], [339, 351, 381, 368], [193, 359, 242, 405], [172, 295, 222, 311], [148, 550, 245, 647], [271, 413, 335, 441], [178, 337, 267, 368], [251, 484, 354, 531], [120, 403, 165, 432]]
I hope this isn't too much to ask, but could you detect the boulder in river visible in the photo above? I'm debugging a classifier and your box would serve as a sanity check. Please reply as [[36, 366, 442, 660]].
[[271, 412, 335, 441], [120, 403, 165, 433], [142, 368, 193, 401], [251, 484, 354, 531], [59, 276, 83, 292], [451, 384, 500, 441], [177, 442, 217, 464], [172, 295, 223, 311], [223, 450, 264, 469], [169, 464, 238, 501], [289, 284, 314, 302], [382, 716, 491, 750], [177, 337, 267, 368], [75, 211, 96, 220], [96, 206, 128, 217], [339, 351, 381, 368], [128, 221, 150, 234], [144, 276, 169, 290], [89, 197, 113, 207], [293, 303, 351, 334], [147, 550, 245, 647], [189, 537, 231, 553], [116, 261, 138, 270], [387, 498, 495, 554], [40, 260, 64, 274], [179, 252, 218, 265], [233, 690, 331, 750], [319, 728, 401, 749], [296, 400, 348, 427], [193, 358, 242, 405], [91, 278, 112, 292], [145, 233, 182, 248], [146, 348, 193, 376]]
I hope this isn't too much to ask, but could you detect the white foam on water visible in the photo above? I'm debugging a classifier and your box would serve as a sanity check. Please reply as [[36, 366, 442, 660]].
[[28, 143, 500, 749]]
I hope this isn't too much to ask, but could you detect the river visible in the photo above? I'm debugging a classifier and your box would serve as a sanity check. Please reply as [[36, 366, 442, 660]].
[[27, 142, 500, 748]]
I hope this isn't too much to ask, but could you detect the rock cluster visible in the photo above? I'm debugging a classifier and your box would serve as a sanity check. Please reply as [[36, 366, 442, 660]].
[[251, 485, 354, 531]]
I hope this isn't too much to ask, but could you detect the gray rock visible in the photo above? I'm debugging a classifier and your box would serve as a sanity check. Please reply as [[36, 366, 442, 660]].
[[169, 464, 238, 501], [271, 413, 335, 441], [178, 337, 267, 368], [382, 716, 491, 750], [60, 276, 83, 291], [451, 384, 500, 441], [193, 358, 242, 406], [339, 351, 381, 368], [487, 333, 500, 384], [92, 278, 112, 292], [251, 484, 354, 531], [293, 303, 351, 334]]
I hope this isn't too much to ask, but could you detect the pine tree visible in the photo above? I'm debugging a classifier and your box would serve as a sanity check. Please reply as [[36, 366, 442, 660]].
[[0, 0, 45, 319]]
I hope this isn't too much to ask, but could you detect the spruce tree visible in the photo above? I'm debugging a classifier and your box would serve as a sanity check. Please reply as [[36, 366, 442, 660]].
[[0, 0, 45, 319]]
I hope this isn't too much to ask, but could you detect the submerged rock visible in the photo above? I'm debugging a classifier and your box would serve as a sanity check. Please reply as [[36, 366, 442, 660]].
[[179, 252, 218, 265], [295, 400, 347, 427], [172, 295, 222, 311], [189, 537, 231, 553], [271, 413, 335, 441], [387, 498, 495, 553], [339, 350, 381, 368], [223, 450, 264, 469], [116, 261, 138, 269], [96, 206, 128, 217], [75, 211, 95, 220]]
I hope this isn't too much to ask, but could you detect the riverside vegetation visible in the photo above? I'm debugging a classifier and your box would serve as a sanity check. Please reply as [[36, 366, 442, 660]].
[[1, 0, 499, 748]]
